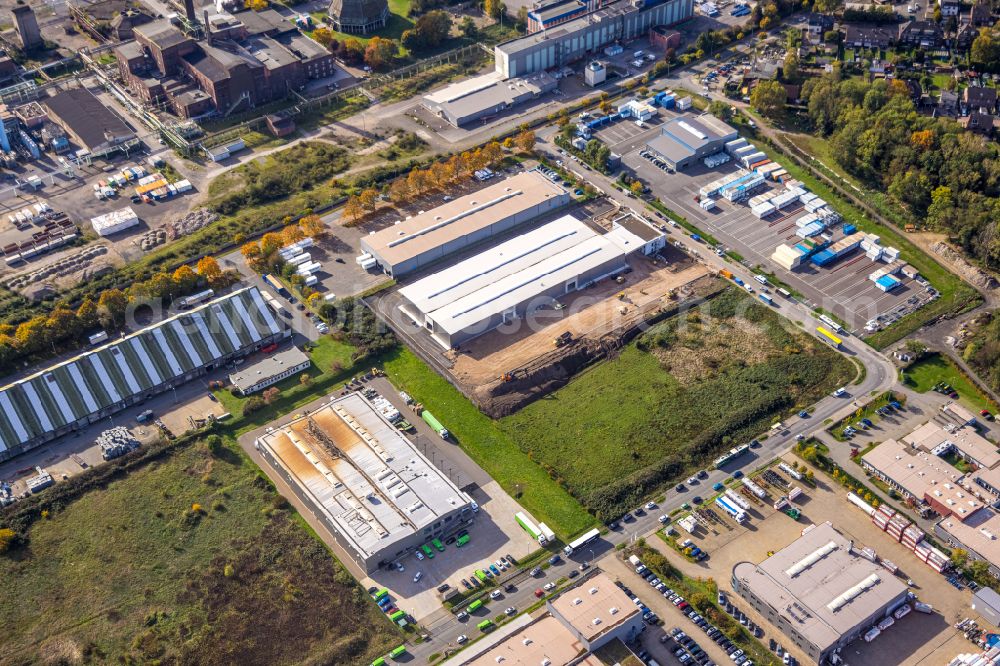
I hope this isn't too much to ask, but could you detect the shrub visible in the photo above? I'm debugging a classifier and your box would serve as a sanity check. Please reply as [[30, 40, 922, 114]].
[[0, 527, 16, 553], [243, 396, 265, 416]]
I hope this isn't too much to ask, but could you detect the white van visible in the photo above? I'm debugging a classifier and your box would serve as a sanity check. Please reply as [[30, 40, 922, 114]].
[[753, 274, 769, 285]]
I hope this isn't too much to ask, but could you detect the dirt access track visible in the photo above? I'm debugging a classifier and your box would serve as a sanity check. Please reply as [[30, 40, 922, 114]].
[[442, 249, 714, 416]]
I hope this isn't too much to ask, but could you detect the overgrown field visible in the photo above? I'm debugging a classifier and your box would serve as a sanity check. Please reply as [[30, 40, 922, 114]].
[[500, 288, 854, 519], [0, 436, 397, 665]]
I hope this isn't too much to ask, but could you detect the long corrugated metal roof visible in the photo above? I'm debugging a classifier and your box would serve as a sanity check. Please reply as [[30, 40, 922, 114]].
[[0, 287, 282, 454]]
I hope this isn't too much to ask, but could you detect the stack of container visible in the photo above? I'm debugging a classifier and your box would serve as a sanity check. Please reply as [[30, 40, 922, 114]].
[[725, 138, 748, 155], [788, 487, 803, 501], [902, 524, 925, 551], [770, 188, 801, 209], [720, 173, 765, 202], [739, 151, 767, 168], [805, 197, 828, 213], [914, 542, 949, 572], [755, 162, 782, 178], [699, 172, 743, 198], [885, 513, 912, 542], [872, 504, 896, 531]]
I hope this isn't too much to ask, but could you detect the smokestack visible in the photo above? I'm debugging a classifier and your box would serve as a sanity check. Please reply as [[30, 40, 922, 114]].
[[203, 8, 211, 42], [184, 0, 196, 24]]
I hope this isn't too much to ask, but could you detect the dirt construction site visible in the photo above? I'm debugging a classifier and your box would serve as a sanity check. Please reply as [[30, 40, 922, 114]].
[[377, 233, 716, 417]]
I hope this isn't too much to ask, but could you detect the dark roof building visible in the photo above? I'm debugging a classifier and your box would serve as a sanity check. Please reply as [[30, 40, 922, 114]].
[[970, 0, 993, 26], [328, 0, 389, 34], [843, 23, 895, 48], [43, 88, 135, 154], [898, 20, 944, 47], [964, 86, 998, 114], [116, 11, 335, 118], [962, 111, 996, 136], [939, 89, 959, 114]]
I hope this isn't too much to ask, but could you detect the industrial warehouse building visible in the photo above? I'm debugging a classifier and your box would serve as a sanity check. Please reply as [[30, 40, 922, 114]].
[[228, 346, 311, 395], [645, 114, 739, 170], [442, 573, 644, 665], [359, 171, 570, 278], [494, 0, 693, 78], [398, 213, 664, 349], [421, 70, 557, 127], [731, 521, 909, 665], [0, 287, 288, 463], [255, 393, 474, 572]]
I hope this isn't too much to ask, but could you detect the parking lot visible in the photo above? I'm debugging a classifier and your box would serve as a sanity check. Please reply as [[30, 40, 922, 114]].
[[642, 456, 977, 666], [613, 138, 935, 333]]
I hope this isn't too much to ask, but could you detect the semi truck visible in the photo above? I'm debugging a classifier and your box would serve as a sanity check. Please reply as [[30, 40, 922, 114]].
[[421, 410, 450, 439], [515, 511, 548, 545]]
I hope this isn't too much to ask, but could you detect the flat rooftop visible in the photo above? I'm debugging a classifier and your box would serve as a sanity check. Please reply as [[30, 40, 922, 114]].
[[904, 420, 1000, 469], [465, 615, 586, 666], [423, 71, 556, 120], [549, 572, 641, 642], [399, 215, 640, 337], [256, 393, 471, 559], [228, 345, 309, 392], [647, 114, 737, 163], [862, 439, 980, 520], [363, 171, 567, 268], [732, 522, 908, 654], [939, 508, 1000, 571]]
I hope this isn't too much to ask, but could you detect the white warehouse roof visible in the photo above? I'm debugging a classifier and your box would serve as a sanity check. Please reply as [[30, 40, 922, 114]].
[[399, 215, 642, 338]]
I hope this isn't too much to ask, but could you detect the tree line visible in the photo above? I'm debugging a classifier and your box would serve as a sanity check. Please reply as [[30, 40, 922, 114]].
[[800, 73, 1000, 268], [342, 130, 535, 223], [312, 9, 454, 71], [0, 256, 233, 373]]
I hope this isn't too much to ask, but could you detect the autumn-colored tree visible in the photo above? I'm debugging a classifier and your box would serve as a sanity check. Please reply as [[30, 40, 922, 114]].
[[99, 288, 129, 328], [313, 26, 334, 49], [357, 188, 379, 211], [910, 129, 934, 150], [0, 527, 15, 553], [502, 136, 514, 150], [245, 0, 267, 10], [240, 241, 265, 272], [630, 180, 644, 195], [364, 37, 397, 70], [76, 296, 99, 330], [260, 232, 284, 257], [482, 141, 503, 165], [299, 214, 325, 238], [389, 177, 412, 202], [281, 223, 305, 246], [14, 316, 48, 354], [484, 0, 504, 19], [515, 129, 536, 154], [146, 272, 176, 300], [196, 256, 223, 286], [172, 264, 199, 293], [887, 79, 909, 97], [262, 386, 281, 404], [344, 195, 365, 222], [299, 373, 312, 386], [46, 308, 78, 342]]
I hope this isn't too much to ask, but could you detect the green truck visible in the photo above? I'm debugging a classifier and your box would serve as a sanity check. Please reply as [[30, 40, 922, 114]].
[[421, 410, 450, 439]]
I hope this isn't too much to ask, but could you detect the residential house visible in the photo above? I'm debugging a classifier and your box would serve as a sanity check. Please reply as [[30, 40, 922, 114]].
[[939, 0, 960, 17], [904, 78, 922, 101], [939, 89, 959, 115], [964, 86, 999, 114], [805, 12, 835, 35], [898, 20, 945, 48], [970, 0, 993, 26], [962, 111, 996, 135], [956, 22, 978, 50], [844, 23, 896, 48]]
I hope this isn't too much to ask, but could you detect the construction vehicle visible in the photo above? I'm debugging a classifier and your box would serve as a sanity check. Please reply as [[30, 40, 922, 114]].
[[553, 332, 573, 347], [784, 507, 800, 520], [905, 224, 916, 232]]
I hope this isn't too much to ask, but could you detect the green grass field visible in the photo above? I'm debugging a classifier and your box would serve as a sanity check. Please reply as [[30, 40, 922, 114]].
[[381, 350, 597, 540], [0, 436, 398, 665], [902, 353, 998, 415], [499, 288, 854, 519]]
